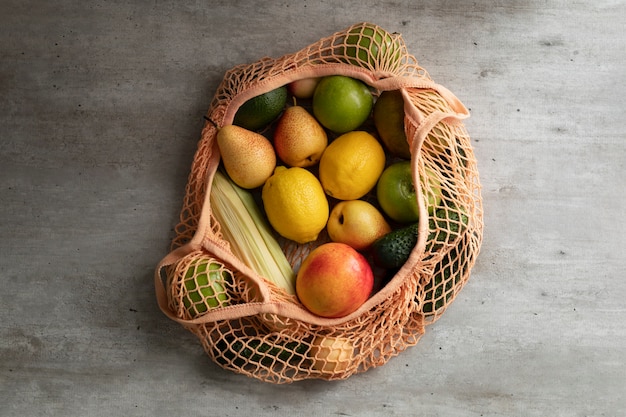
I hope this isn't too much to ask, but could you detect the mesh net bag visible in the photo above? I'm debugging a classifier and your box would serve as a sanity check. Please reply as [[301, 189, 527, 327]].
[[154, 22, 483, 383]]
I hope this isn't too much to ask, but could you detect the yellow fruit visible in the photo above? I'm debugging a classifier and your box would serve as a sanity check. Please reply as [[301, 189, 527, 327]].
[[326, 200, 392, 251], [233, 86, 288, 131], [273, 106, 328, 168], [318, 131, 386, 200], [309, 335, 354, 374], [216, 125, 276, 189], [373, 90, 411, 159], [261, 166, 329, 244]]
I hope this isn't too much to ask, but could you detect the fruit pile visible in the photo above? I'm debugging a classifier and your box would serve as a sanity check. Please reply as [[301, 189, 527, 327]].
[[211, 73, 458, 320]]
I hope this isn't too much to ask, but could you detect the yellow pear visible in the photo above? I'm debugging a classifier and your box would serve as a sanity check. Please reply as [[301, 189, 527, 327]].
[[273, 106, 328, 168], [326, 200, 392, 251], [216, 125, 276, 189]]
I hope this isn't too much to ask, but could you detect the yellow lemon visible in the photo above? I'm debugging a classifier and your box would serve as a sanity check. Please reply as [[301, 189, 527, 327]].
[[318, 131, 386, 200], [262, 166, 329, 244]]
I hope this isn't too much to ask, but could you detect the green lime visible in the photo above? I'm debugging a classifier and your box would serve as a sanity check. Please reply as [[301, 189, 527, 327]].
[[233, 86, 288, 131], [182, 258, 231, 317], [344, 24, 402, 68], [312, 76, 373, 133]]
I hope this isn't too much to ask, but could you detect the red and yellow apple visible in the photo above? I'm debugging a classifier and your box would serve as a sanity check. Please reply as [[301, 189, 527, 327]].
[[287, 77, 321, 99], [296, 242, 373, 318]]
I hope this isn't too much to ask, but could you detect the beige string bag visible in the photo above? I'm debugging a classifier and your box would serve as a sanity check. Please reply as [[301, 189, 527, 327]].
[[154, 22, 483, 383]]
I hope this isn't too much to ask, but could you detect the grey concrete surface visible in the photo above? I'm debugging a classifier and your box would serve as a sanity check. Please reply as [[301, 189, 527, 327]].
[[1, 1, 624, 416]]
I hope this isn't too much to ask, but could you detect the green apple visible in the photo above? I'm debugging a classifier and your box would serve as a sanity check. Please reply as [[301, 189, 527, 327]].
[[312, 75, 373, 133], [423, 167, 444, 214], [376, 161, 443, 223], [182, 258, 231, 317]]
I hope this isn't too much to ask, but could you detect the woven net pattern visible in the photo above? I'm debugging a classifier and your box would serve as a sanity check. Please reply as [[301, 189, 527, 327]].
[[155, 22, 483, 383]]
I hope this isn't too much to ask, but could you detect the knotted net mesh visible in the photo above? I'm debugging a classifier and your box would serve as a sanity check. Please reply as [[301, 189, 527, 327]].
[[155, 22, 483, 383]]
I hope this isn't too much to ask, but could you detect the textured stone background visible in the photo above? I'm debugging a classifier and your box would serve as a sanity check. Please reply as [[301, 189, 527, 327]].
[[1, 1, 624, 415]]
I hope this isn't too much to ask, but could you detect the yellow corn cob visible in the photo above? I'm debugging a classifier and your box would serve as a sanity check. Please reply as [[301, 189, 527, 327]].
[[210, 170, 296, 295]]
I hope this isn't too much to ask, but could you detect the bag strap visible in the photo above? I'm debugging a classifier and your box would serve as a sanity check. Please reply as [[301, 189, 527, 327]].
[[154, 242, 201, 323]]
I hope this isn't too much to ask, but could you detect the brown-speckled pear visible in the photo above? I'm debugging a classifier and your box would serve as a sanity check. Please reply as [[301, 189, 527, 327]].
[[273, 106, 327, 168], [216, 125, 276, 189]]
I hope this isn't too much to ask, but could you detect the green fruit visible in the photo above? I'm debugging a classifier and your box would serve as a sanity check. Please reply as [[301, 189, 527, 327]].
[[371, 222, 419, 269], [233, 86, 288, 131], [343, 23, 402, 68], [422, 244, 468, 315], [182, 259, 231, 317], [422, 258, 455, 315], [426, 206, 469, 253], [373, 90, 411, 159], [376, 161, 419, 223], [214, 337, 309, 368], [372, 205, 469, 270], [376, 161, 443, 224], [312, 75, 373, 133]]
